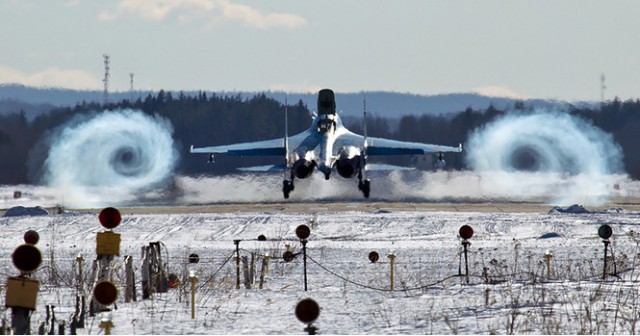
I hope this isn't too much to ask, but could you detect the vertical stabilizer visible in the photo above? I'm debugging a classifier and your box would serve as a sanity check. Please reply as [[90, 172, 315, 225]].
[[284, 96, 290, 168], [362, 94, 368, 172]]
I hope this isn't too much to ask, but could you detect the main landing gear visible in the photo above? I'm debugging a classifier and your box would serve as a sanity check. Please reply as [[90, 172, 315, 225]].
[[283, 172, 295, 199], [357, 171, 370, 198], [282, 179, 294, 199]]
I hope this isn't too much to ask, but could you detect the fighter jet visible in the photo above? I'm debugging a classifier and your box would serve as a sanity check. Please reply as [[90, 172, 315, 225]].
[[190, 88, 462, 198]]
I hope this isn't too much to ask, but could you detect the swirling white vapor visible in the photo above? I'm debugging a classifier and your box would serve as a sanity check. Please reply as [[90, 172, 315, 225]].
[[465, 110, 624, 205], [43, 110, 178, 208]]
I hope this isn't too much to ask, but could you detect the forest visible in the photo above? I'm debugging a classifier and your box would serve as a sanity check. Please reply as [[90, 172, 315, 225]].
[[0, 91, 639, 185]]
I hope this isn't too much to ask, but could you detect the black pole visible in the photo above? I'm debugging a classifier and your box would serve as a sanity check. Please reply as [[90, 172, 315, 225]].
[[463, 240, 470, 284], [302, 239, 308, 291], [304, 323, 318, 335], [234, 240, 241, 289], [11, 307, 30, 335], [603, 240, 609, 280]]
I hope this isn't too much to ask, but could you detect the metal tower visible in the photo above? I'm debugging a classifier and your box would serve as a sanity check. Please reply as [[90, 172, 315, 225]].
[[600, 74, 606, 105], [103, 54, 110, 106], [129, 73, 134, 102]]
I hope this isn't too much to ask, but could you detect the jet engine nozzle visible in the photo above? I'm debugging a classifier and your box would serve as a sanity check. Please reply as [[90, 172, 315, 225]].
[[292, 159, 315, 179], [336, 155, 360, 178]]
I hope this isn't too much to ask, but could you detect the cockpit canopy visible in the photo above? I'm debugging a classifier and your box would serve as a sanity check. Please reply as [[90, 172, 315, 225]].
[[317, 89, 336, 116], [317, 89, 337, 133]]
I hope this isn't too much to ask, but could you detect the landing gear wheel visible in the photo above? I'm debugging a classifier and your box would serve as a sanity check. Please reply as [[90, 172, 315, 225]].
[[282, 180, 294, 199], [358, 179, 370, 198], [324, 172, 331, 180]]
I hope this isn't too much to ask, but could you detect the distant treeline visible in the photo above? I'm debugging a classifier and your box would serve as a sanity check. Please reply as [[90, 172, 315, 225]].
[[0, 91, 639, 184]]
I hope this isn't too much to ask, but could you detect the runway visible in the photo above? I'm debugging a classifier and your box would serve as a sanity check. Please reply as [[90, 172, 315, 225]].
[[109, 197, 640, 215]]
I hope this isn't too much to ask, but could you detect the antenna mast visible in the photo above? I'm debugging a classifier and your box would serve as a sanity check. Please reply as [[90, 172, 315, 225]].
[[103, 54, 110, 106], [600, 74, 606, 106], [129, 72, 134, 102]]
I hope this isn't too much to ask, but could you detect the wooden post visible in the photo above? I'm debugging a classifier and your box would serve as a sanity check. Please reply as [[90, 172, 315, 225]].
[[45, 304, 55, 335], [189, 272, 198, 319], [250, 252, 256, 286], [141, 246, 151, 300], [544, 250, 553, 280], [58, 321, 65, 335], [388, 253, 396, 291], [10, 307, 31, 335], [259, 253, 269, 289], [99, 318, 113, 335], [88, 260, 98, 303], [242, 256, 251, 289], [124, 255, 135, 303], [234, 240, 241, 289], [72, 294, 85, 329], [76, 254, 84, 291], [149, 242, 167, 293]]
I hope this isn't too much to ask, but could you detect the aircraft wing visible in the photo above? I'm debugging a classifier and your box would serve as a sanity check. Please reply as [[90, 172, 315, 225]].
[[335, 132, 462, 156], [190, 138, 286, 156], [366, 137, 462, 156], [366, 163, 415, 171], [238, 164, 286, 172]]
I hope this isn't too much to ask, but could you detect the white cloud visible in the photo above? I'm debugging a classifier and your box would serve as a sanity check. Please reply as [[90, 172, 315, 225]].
[[472, 86, 526, 99], [98, 0, 307, 30], [0, 66, 101, 90]]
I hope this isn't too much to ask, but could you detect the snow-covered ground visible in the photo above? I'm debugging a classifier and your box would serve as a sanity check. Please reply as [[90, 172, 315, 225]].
[[2, 179, 640, 334]]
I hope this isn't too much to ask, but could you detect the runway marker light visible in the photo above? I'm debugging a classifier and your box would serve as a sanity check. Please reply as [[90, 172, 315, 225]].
[[598, 224, 613, 240], [188, 253, 200, 264], [99, 207, 121, 229], [23, 230, 39, 245], [283, 251, 295, 262], [296, 225, 311, 240], [459, 225, 473, 284], [295, 298, 320, 335], [459, 225, 474, 240], [93, 281, 118, 306], [368, 251, 379, 263], [12, 244, 42, 273], [599, 224, 613, 279]]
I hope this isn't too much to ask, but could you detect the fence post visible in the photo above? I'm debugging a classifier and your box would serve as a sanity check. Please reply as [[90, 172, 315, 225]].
[[242, 256, 251, 289], [141, 246, 151, 299], [76, 254, 84, 290], [388, 253, 396, 291], [259, 253, 269, 289], [189, 271, 198, 319], [544, 250, 553, 280], [234, 240, 241, 289], [124, 255, 135, 303], [250, 252, 256, 286]]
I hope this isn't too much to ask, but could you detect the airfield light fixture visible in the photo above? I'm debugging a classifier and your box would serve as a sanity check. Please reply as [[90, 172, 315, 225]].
[[368, 251, 380, 263], [23, 230, 40, 245], [295, 298, 320, 335], [598, 224, 613, 279], [459, 225, 474, 284]]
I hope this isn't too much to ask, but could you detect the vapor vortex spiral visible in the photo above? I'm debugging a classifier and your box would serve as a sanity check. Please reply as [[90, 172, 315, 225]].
[[43, 109, 178, 207], [466, 110, 623, 204]]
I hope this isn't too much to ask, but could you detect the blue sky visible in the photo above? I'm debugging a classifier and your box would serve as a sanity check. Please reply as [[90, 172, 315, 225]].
[[1, 0, 639, 101]]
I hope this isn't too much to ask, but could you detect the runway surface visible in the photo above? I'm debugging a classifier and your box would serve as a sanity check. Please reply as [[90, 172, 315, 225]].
[[105, 197, 640, 215]]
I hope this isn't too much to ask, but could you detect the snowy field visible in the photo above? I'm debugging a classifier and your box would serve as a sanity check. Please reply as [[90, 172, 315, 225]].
[[2, 178, 640, 334]]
